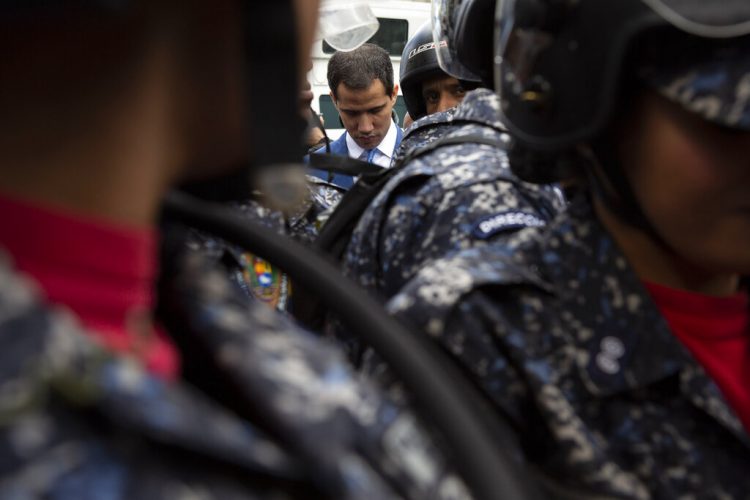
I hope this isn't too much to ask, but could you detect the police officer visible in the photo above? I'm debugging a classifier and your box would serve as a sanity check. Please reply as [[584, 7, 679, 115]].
[[388, 0, 750, 496], [343, 0, 564, 302], [0, 1, 470, 498], [400, 22, 469, 122]]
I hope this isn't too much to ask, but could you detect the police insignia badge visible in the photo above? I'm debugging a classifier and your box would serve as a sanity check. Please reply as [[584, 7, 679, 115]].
[[472, 211, 546, 240], [240, 253, 292, 310]]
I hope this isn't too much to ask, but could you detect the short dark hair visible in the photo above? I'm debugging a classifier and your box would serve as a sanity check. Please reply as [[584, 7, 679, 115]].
[[327, 43, 394, 99]]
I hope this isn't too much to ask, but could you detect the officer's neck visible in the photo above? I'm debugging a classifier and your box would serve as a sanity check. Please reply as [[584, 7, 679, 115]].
[[594, 197, 740, 297]]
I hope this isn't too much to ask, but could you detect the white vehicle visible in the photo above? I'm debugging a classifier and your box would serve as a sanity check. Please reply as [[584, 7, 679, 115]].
[[309, 1, 430, 140]]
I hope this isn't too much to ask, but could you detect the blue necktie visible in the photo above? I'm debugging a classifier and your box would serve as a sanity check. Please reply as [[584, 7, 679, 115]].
[[366, 148, 376, 164]]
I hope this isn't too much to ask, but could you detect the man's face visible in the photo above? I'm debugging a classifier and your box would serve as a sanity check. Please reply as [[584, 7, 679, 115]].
[[620, 91, 750, 274], [333, 79, 398, 150], [421, 75, 466, 115]]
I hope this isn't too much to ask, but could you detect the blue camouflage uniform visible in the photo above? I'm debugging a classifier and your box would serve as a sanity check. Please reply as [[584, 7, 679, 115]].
[[386, 194, 750, 498], [391, 106, 458, 165], [188, 181, 343, 313], [343, 89, 565, 301], [0, 247, 471, 500]]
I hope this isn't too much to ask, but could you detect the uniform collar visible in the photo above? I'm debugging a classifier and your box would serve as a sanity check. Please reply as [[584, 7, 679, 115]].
[[451, 88, 508, 131], [403, 107, 456, 141], [0, 194, 179, 380], [536, 196, 747, 438], [401, 88, 508, 144]]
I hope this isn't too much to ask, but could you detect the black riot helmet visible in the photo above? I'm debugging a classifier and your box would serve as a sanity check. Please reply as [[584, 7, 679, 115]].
[[494, 0, 750, 238], [432, 0, 497, 86], [400, 20, 482, 120], [402, 18, 486, 120], [494, 0, 750, 154], [399, 22, 446, 120]]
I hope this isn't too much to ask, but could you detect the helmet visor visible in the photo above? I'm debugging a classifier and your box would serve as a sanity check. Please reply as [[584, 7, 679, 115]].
[[494, 0, 750, 141], [432, 0, 482, 80], [494, 0, 554, 102], [641, 0, 750, 37]]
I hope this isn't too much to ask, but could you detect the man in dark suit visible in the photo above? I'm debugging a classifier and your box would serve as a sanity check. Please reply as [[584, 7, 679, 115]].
[[308, 43, 403, 190]]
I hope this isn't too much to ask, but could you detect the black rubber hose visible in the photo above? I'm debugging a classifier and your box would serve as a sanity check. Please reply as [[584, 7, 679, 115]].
[[163, 190, 543, 500]]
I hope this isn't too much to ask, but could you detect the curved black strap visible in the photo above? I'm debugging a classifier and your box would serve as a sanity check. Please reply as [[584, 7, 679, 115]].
[[308, 153, 383, 177], [164, 191, 545, 500], [308, 107, 331, 154]]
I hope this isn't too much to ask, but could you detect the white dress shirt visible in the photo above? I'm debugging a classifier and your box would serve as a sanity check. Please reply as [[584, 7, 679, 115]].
[[345, 120, 399, 169]]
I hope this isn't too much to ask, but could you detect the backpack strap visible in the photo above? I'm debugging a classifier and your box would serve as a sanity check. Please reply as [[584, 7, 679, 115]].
[[308, 152, 383, 177]]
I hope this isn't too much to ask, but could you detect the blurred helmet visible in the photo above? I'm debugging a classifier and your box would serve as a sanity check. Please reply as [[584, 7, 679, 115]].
[[494, 0, 750, 153], [431, 0, 496, 85], [493, 0, 750, 244]]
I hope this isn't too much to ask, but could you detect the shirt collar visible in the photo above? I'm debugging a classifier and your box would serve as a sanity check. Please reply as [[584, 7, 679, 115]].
[[376, 120, 399, 159], [345, 120, 399, 160], [345, 132, 365, 160]]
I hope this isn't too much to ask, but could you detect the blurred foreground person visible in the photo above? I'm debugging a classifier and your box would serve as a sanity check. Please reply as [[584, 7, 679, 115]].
[[0, 1, 468, 498], [389, 0, 750, 496]]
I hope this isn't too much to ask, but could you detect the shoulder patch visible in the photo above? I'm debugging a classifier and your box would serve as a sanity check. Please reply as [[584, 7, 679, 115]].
[[472, 211, 545, 240]]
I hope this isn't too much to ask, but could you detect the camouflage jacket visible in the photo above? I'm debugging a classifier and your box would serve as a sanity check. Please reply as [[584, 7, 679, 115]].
[[387, 195, 750, 499], [390, 106, 458, 166], [344, 89, 565, 300], [0, 249, 469, 500]]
